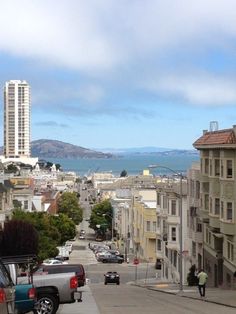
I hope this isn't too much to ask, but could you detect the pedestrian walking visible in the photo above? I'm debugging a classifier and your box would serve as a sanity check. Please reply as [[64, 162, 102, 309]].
[[197, 269, 208, 298]]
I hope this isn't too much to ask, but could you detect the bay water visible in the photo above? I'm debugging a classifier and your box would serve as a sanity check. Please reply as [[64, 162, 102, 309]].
[[47, 154, 200, 177]]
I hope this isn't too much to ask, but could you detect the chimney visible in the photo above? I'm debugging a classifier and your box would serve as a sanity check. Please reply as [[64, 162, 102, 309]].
[[233, 125, 236, 136], [203, 130, 208, 135]]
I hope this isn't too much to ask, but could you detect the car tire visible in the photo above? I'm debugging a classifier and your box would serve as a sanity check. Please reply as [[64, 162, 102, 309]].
[[117, 282, 120, 285], [34, 293, 59, 314], [104, 282, 107, 285]]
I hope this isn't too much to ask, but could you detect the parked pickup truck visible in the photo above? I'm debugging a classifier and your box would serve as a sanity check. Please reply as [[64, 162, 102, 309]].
[[3, 255, 81, 314], [34, 263, 86, 287], [19, 272, 81, 314]]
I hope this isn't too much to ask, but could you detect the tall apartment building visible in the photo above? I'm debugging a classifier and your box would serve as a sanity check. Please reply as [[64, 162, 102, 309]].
[[156, 179, 189, 284], [4, 80, 31, 158], [193, 125, 236, 288]]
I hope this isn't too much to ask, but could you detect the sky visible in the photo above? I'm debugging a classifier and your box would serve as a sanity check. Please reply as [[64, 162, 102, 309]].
[[1, 0, 236, 150]]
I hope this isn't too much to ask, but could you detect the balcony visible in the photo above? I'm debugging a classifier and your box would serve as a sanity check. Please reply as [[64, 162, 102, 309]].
[[209, 215, 220, 229], [192, 231, 203, 243], [145, 231, 156, 239], [167, 215, 180, 224], [220, 220, 235, 235], [167, 241, 179, 251], [197, 208, 209, 223]]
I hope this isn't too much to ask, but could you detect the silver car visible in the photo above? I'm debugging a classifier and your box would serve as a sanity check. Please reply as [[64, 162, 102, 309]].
[[0, 261, 15, 314]]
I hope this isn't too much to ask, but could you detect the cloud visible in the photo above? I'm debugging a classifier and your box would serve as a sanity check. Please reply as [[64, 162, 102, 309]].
[[2, 0, 236, 110], [145, 73, 236, 106], [1, 1, 236, 71], [35, 121, 69, 128]]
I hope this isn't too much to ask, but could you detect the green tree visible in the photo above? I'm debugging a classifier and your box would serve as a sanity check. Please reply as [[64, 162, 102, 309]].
[[55, 163, 61, 170], [6, 164, 18, 173], [89, 200, 113, 235], [45, 162, 53, 169], [13, 210, 60, 261], [120, 169, 128, 177], [50, 214, 76, 245], [58, 192, 83, 224]]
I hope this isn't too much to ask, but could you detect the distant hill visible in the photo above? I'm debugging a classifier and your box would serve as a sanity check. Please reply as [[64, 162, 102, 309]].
[[0, 141, 199, 158], [96, 147, 199, 156], [96, 146, 172, 154], [0, 140, 113, 159]]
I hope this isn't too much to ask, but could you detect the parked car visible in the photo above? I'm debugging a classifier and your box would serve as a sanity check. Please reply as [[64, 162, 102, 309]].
[[0, 260, 15, 314], [100, 255, 124, 264], [34, 263, 86, 287], [104, 271, 120, 285], [42, 259, 66, 265]]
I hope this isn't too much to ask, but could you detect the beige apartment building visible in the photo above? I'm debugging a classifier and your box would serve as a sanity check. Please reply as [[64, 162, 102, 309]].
[[132, 189, 157, 262], [4, 80, 31, 158], [193, 125, 236, 288]]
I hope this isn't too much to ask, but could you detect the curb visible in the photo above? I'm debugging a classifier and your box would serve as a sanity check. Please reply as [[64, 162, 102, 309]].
[[133, 284, 236, 309]]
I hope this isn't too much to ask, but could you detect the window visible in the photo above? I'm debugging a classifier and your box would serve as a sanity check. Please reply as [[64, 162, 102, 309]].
[[146, 221, 151, 232], [221, 160, 224, 178], [215, 198, 220, 216], [221, 201, 224, 219], [205, 158, 209, 174], [205, 194, 209, 211], [171, 227, 176, 241], [157, 239, 162, 251], [226, 202, 233, 221], [157, 193, 161, 206], [171, 200, 176, 215], [227, 241, 234, 261], [209, 159, 212, 176], [24, 200, 28, 210], [214, 159, 220, 176], [157, 216, 160, 228], [209, 197, 212, 214], [152, 221, 157, 232], [226, 160, 233, 178]]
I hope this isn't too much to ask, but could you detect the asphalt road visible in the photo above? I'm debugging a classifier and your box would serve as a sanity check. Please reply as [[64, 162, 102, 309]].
[[58, 241, 236, 314]]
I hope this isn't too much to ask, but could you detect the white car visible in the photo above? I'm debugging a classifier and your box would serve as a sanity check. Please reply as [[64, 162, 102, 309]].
[[42, 259, 68, 265]]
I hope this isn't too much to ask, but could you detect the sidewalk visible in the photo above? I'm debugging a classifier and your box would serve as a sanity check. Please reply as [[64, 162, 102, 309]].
[[134, 279, 236, 308]]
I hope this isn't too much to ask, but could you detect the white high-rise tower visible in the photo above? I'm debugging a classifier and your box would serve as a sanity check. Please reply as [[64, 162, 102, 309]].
[[4, 80, 31, 158]]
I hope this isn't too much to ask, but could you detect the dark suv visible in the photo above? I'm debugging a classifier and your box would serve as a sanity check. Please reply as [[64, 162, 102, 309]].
[[104, 272, 120, 285], [0, 260, 15, 314], [35, 263, 86, 287]]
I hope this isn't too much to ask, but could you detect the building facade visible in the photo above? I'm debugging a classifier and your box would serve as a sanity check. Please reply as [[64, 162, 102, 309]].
[[4, 80, 31, 158], [193, 125, 236, 288], [156, 179, 190, 284]]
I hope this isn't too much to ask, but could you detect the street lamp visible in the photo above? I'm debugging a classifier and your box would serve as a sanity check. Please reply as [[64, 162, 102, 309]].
[[148, 164, 183, 292]]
